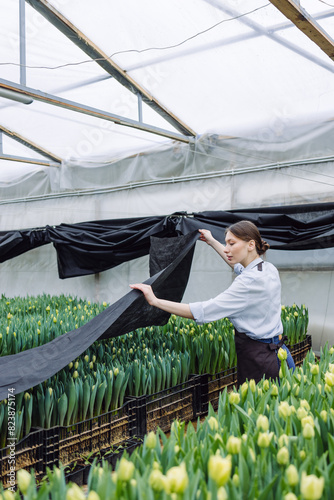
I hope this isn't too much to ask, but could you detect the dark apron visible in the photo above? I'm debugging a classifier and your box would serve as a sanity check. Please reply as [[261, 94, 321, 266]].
[[234, 329, 284, 386], [234, 260, 284, 387]]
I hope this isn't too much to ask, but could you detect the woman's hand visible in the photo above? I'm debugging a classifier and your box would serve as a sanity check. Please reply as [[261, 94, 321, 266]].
[[199, 229, 215, 246], [130, 283, 194, 319], [129, 283, 157, 306]]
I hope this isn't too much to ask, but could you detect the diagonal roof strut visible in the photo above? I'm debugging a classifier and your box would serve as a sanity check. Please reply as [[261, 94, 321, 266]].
[[25, 0, 196, 137], [0, 124, 62, 163], [205, 0, 334, 71], [0, 154, 59, 167], [269, 0, 334, 61]]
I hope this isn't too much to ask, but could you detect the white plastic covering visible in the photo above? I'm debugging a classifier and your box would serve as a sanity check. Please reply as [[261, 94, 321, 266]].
[[1, 0, 334, 351]]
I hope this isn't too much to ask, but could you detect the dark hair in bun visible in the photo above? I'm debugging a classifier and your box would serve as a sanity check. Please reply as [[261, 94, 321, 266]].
[[225, 220, 270, 256]]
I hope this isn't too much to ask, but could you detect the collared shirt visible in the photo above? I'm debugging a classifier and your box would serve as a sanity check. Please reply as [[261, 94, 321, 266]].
[[189, 257, 283, 340]]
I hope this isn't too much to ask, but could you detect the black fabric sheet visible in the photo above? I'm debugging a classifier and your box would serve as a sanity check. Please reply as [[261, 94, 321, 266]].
[[0, 231, 198, 401], [0, 203, 334, 279]]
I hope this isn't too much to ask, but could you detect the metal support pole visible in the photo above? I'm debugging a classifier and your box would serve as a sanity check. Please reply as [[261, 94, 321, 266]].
[[0, 132, 3, 154], [19, 0, 27, 86], [137, 93, 143, 123]]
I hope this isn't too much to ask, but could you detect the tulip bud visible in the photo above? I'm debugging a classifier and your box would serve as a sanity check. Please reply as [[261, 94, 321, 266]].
[[17, 469, 31, 495], [208, 455, 232, 486], [285, 464, 299, 487], [66, 483, 86, 500], [256, 415, 269, 432], [300, 472, 324, 500], [87, 492, 100, 500], [226, 436, 241, 455], [166, 463, 189, 494], [297, 407, 308, 420], [328, 363, 334, 374], [249, 379, 256, 393], [310, 364, 319, 375], [73, 371, 79, 379], [271, 384, 278, 396], [278, 401, 291, 419], [146, 431, 157, 449], [320, 410, 327, 422], [217, 487, 228, 500], [299, 450, 306, 460], [240, 382, 248, 399], [117, 458, 135, 482], [149, 469, 167, 492], [257, 432, 274, 448], [84, 355, 89, 362], [207, 416, 219, 431], [324, 371, 334, 387], [278, 348, 287, 361], [301, 416, 314, 428], [324, 383, 332, 393], [232, 473, 240, 487], [277, 446, 289, 465], [284, 494, 297, 500], [300, 399, 310, 411], [329, 346, 334, 354], [228, 392, 240, 405], [262, 379, 270, 391], [303, 423, 315, 439]]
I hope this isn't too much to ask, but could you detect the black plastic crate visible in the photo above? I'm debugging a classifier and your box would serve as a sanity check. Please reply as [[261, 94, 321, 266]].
[[192, 368, 237, 415], [56, 401, 135, 468], [127, 377, 199, 435], [0, 428, 44, 489], [288, 335, 312, 366], [64, 437, 143, 485]]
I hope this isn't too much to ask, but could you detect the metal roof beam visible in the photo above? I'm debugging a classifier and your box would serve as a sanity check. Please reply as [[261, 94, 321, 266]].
[[0, 124, 62, 163], [269, 0, 334, 61], [0, 79, 192, 144], [25, 0, 196, 137]]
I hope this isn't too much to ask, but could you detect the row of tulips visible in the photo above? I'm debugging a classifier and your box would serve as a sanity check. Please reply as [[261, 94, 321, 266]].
[[0, 295, 307, 360], [2, 344, 333, 499], [0, 295, 308, 446]]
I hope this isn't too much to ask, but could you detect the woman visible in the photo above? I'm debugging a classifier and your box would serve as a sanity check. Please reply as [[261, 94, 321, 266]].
[[130, 220, 294, 385]]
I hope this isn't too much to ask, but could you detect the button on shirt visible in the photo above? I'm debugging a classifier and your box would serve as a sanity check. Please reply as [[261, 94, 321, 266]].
[[189, 257, 283, 340]]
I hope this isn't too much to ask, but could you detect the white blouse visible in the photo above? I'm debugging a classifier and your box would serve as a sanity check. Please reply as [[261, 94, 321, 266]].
[[189, 257, 283, 340]]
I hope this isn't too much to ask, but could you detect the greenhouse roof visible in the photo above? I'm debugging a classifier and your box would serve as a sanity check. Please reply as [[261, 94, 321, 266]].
[[1, 0, 334, 180]]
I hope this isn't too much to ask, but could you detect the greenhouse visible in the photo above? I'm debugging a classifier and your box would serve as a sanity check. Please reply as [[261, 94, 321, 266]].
[[1, 0, 334, 498]]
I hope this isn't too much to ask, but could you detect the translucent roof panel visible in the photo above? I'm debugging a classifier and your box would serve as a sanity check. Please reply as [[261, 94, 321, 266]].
[[1, 0, 334, 175]]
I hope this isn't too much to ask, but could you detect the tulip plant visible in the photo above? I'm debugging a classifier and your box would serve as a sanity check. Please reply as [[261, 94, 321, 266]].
[[2, 344, 334, 499], [0, 295, 308, 447]]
